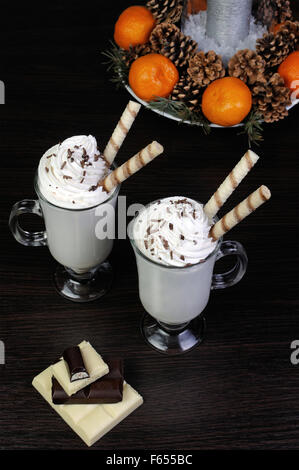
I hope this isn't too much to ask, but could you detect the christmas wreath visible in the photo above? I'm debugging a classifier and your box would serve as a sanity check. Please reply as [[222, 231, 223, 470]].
[[103, 0, 299, 145]]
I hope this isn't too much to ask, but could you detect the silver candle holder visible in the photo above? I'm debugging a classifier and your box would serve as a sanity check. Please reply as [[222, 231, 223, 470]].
[[206, 0, 253, 47]]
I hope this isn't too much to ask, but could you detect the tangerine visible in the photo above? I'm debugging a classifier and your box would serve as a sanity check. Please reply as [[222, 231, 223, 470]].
[[114, 6, 156, 50], [278, 51, 299, 93], [202, 77, 252, 126], [129, 53, 179, 102], [270, 22, 285, 34]]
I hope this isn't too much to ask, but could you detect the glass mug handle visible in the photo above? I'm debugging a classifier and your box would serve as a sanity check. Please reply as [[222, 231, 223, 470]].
[[211, 240, 248, 290], [9, 199, 47, 247]]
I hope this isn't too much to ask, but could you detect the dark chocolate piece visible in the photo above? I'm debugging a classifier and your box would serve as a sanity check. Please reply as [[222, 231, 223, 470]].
[[63, 346, 89, 382], [52, 358, 124, 404]]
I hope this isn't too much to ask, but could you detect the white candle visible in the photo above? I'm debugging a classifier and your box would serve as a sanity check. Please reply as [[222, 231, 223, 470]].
[[206, 0, 253, 47]]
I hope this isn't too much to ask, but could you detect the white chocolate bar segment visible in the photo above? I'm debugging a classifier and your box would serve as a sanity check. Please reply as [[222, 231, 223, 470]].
[[51, 341, 109, 396], [32, 367, 143, 447]]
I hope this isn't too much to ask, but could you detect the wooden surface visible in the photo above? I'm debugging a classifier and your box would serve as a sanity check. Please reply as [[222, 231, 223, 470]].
[[1, 0, 299, 450]]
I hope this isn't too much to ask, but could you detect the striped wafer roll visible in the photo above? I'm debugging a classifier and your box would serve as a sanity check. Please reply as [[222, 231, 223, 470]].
[[209, 185, 271, 241], [99, 141, 164, 193], [103, 101, 141, 164], [204, 150, 260, 219]]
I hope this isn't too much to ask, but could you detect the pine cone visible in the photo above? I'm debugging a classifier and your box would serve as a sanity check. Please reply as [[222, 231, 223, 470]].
[[228, 49, 266, 85], [251, 73, 291, 123], [255, 0, 293, 29], [187, 51, 225, 87], [150, 22, 198, 68], [256, 27, 294, 68], [170, 74, 201, 111], [146, 0, 184, 24], [121, 44, 153, 67], [279, 20, 299, 48]]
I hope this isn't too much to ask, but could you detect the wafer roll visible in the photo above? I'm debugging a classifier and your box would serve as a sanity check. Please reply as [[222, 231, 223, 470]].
[[209, 185, 271, 241], [99, 141, 164, 193], [204, 150, 260, 219], [103, 101, 141, 164]]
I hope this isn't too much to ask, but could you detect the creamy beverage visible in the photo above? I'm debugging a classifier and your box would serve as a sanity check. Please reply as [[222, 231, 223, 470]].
[[131, 197, 217, 324], [37, 135, 118, 273], [130, 195, 248, 353], [9, 100, 165, 302]]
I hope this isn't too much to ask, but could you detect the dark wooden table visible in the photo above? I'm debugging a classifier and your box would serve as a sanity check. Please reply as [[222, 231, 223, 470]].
[[1, 0, 299, 450]]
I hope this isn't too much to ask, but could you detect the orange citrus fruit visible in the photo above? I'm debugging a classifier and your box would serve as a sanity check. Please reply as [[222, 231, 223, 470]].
[[278, 51, 299, 92], [114, 6, 156, 50], [202, 77, 252, 126], [270, 22, 285, 34], [129, 53, 179, 101], [187, 0, 207, 14]]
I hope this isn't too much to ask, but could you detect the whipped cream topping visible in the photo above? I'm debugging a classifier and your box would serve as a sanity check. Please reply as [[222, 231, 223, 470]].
[[133, 197, 217, 267], [38, 135, 114, 209]]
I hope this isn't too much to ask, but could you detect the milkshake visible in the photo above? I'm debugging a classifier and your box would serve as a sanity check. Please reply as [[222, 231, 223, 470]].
[[37, 135, 118, 274], [131, 197, 218, 324], [129, 196, 248, 353], [9, 100, 165, 302]]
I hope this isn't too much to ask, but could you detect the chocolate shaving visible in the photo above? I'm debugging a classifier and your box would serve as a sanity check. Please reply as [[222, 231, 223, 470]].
[[94, 154, 100, 161], [162, 238, 169, 250], [74, 145, 80, 149], [61, 162, 66, 170], [169, 223, 173, 230], [67, 149, 74, 158], [83, 171, 86, 176], [192, 210, 196, 219], [144, 240, 148, 250], [170, 251, 173, 260], [180, 234, 185, 240], [80, 178, 84, 183], [89, 185, 98, 192], [72, 200, 75, 204], [180, 255, 185, 261], [45, 167, 49, 173], [63, 175, 72, 180]]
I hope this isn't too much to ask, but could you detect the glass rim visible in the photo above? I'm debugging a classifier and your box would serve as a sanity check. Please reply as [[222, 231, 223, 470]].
[[34, 162, 120, 212], [128, 198, 221, 270]]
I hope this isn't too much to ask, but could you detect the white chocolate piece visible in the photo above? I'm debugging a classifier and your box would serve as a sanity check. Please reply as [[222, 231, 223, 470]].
[[100, 141, 164, 193], [103, 101, 141, 165], [32, 366, 143, 447], [51, 341, 109, 396], [209, 185, 271, 241], [204, 150, 260, 219]]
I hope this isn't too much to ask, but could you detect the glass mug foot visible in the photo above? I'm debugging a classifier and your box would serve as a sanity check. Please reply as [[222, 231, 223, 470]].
[[141, 313, 206, 355], [53, 261, 113, 303]]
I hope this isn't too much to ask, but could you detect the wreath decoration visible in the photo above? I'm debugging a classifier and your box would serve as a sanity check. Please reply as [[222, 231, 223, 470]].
[[103, 0, 299, 145]]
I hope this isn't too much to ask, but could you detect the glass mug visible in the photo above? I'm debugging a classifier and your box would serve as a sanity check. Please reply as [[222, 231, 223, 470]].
[[9, 168, 120, 302], [129, 202, 248, 354]]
